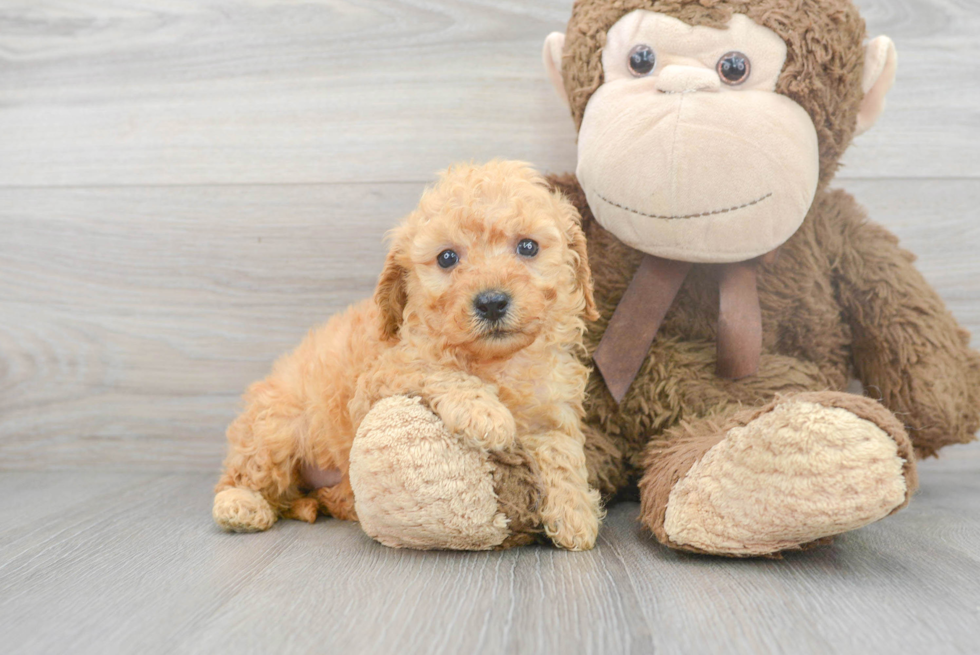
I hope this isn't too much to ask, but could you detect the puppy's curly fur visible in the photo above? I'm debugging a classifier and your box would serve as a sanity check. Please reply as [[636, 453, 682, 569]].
[[213, 160, 604, 550]]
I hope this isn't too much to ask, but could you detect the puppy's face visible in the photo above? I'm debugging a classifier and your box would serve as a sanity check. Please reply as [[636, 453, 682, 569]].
[[375, 161, 597, 359]]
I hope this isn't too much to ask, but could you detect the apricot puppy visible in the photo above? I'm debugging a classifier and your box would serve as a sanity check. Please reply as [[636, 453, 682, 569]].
[[213, 160, 603, 550]]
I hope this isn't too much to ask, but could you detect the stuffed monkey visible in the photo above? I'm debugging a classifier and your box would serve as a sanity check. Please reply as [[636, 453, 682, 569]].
[[348, 0, 980, 555]]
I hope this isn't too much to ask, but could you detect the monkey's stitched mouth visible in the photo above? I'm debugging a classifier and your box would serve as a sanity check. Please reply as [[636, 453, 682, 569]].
[[594, 190, 773, 220]]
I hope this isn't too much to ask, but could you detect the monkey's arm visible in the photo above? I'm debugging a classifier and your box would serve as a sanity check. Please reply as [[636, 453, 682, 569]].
[[831, 194, 980, 457]]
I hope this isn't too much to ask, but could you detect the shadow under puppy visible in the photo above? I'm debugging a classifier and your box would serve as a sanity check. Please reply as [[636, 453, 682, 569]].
[[213, 160, 604, 550]]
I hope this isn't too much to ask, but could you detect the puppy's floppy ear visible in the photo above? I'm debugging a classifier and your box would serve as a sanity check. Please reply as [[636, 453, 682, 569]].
[[374, 248, 408, 341], [562, 203, 599, 322]]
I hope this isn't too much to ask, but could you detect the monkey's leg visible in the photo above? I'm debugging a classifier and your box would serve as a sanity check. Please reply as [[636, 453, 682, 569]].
[[638, 391, 918, 556], [349, 396, 544, 550], [834, 203, 980, 457]]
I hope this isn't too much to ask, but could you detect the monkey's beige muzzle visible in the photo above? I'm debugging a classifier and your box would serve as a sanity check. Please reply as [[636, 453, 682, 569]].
[[579, 81, 818, 401], [577, 85, 819, 264]]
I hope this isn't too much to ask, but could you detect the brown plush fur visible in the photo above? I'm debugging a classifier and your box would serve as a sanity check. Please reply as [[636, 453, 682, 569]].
[[558, 174, 980, 458], [486, 416, 630, 547], [534, 0, 980, 555], [214, 161, 605, 548], [543, 174, 980, 552], [489, 447, 547, 549]]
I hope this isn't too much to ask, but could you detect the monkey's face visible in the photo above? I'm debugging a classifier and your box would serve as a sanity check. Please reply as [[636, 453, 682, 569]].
[[574, 12, 819, 263]]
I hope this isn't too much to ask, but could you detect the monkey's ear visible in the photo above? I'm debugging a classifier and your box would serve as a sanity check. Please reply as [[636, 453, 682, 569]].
[[542, 32, 569, 108], [374, 249, 408, 341], [855, 36, 898, 136]]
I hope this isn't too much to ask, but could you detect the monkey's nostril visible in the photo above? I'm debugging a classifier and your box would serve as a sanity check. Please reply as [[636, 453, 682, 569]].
[[474, 291, 510, 323]]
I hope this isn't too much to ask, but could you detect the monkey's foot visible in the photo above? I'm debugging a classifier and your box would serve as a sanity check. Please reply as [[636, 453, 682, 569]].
[[350, 396, 545, 550], [660, 392, 917, 556], [350, 396, 512, 550]]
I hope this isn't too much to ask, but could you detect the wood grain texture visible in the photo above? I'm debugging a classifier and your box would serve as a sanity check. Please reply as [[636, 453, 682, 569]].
[[0, 0, 977, 187], [1, 180, 978, 469], [2, 2, 978, 651], [0, 456, 977, 655], [0, 183, 419, 468]]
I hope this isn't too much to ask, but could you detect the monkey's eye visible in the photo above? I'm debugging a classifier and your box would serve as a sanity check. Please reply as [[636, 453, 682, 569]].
[[516, 239, 539, 258], [437, 249, 459, 269], [628, 45, 656, 77], [717, 51, 750, 85]]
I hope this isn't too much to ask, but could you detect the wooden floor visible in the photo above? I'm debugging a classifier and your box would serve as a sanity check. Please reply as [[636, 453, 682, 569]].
[[0, 447, 978, 655], [2, 0, 980, 653]]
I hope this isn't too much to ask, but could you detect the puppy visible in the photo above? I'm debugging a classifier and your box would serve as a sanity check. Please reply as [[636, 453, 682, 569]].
[[213, 160, 603, 550]]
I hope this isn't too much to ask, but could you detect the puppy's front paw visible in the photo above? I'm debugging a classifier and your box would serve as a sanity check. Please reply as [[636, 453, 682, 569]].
[[438, 397, 517, 450], [545, 489, 602, 552]]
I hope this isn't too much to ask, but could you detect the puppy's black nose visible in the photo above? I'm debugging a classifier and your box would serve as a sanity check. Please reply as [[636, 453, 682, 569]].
[[474, 290, 510, 323]]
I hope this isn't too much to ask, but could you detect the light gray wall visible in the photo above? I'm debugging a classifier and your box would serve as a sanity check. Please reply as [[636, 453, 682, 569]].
[[1, 0, 977, 470]]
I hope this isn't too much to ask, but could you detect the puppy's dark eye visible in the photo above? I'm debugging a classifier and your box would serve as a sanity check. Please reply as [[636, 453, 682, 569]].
[[516, 239, 539, 258], [717, 51, 750, 85], [437, 249, 459, 269], [628, 44, 656, 77]]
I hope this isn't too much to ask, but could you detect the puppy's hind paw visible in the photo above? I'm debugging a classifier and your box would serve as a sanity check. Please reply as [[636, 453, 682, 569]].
[[213, 488, 277, 532]]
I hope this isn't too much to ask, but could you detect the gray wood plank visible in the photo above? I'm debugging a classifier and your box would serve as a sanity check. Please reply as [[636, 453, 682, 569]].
[[0, 472, 310, 655], [0, 456, 977, 655], [0, 183, 419, 468], [0, 0, 976, 187], [842, 0, 980, 178], [0, 471, 160, 547], [845, 178, 980, 328], [1, 179, 977, 469]]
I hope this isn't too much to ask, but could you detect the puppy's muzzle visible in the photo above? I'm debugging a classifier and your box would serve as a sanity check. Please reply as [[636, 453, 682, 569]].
[[473, 290, 510, 324]]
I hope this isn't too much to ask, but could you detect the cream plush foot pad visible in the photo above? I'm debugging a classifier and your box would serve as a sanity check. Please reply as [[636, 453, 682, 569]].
[[213, 487, 277, 533], [663, 400, 908, 555], [349, 396, 510, 550]]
